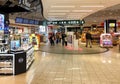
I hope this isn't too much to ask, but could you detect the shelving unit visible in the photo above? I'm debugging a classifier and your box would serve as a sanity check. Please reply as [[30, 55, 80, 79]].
[[91, 34, 100, 45], [81, 26, 104, 44], [0, 54, 14, 75], [26, 47, 34, 70], [0, 27, 10, 53]]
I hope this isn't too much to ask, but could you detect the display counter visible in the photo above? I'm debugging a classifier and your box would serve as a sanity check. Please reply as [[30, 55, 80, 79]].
[[0, 46, 34, 75], [100, 34, 113, 47]]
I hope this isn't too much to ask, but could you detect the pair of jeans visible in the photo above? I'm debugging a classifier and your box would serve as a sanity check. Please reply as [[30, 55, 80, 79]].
[[86, 39, 92, 47], [62, 39, 65, 46]]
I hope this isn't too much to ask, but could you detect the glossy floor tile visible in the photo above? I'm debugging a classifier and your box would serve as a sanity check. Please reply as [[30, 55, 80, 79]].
[[0, 46, 120, 84], [39, 44, 108, 54]]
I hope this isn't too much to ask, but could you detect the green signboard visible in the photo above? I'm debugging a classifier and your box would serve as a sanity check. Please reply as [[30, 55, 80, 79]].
[[47, 20, 85, 25]]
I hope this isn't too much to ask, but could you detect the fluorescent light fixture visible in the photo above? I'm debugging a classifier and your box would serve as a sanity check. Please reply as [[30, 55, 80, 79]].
[[48, 13, 66, 15], [69, 13, 86, 16], [47, 16, 64, 17], [48, 18, 64, 21], [72, 10, 93, 12], [67, 15, 82, 17], [54, 78, 66, 80], [67, 16, 81, 18], [47, 16, 64, 18], [68, 13, 84, 15], [80, 5, 104, 7], [49, 10, 70, 12], [51, 5, 75, 8]]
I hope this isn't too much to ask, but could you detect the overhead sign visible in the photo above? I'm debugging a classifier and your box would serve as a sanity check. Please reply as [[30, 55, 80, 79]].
[[15, 17, 40, 25], [47, 20, 85, 25]]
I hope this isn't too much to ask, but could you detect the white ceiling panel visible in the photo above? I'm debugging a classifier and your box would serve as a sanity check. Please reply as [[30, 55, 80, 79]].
[[42, 0, 120, 21]]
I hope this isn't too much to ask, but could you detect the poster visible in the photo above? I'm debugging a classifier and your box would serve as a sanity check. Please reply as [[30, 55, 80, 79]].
[[0, 14, 4, 30]]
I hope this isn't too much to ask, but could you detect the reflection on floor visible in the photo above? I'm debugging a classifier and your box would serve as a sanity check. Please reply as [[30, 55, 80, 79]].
[[39, 44, 108, 54], [0, 45, 120, 84]]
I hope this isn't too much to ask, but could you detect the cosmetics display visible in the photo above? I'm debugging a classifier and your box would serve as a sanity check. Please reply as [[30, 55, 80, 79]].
[[0, 45, 34, 75]]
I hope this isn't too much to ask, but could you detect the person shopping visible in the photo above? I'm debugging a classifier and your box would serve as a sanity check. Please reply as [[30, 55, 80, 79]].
[[61, 32, 67, 46], [49, 34, 55, 46], [85, 30, 92, 48]]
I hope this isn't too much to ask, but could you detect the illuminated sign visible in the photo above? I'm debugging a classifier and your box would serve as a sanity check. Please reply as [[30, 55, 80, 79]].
[[0, 14, 4, 30], [39, 26, 45, 32], [109, 23, 115, 27], [15, 17, 23, 23], [47, 20, 85, 25], [15, 17, 40, 25]]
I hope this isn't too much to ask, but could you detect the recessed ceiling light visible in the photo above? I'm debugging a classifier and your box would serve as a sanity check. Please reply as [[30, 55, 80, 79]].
[[80, 5, 104, 7], [72, 10, 93, 12], [51, 5, 75, 8], [67, 15, 82, 17]]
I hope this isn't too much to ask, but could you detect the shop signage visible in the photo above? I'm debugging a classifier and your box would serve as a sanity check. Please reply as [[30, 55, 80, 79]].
[[47, 20, 85, 25], [15, 17, 39, 25]]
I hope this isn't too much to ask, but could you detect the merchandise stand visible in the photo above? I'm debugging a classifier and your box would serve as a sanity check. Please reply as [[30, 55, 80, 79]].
[[67, 32, 79, 50], [0, 46, 34, 75], [100, 33, 113, 47], [73, 35, 79, 50], [67, 32, 74, 47]]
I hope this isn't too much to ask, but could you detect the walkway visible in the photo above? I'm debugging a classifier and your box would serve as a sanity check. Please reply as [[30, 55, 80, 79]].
[[39, 43, 108, 54]]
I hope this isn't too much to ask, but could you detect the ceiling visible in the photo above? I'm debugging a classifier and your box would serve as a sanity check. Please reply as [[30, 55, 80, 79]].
[[84, 4, 120, 26], [0, 0, 45, 21], [1, 0, 120, 26], [9, 4, 44, 21], [7, 0, 44, 21], [41, 0, 120, 24]]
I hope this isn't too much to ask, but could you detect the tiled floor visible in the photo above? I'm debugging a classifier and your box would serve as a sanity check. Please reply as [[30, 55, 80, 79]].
[[39, 43, 108, 54], [0, 45, 120, 84]]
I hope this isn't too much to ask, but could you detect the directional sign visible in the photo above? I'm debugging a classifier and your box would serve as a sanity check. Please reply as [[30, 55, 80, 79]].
[[47, 20, 85, 25]]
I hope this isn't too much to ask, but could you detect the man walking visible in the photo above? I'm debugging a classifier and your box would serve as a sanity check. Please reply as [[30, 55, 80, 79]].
[[61, 32, 67, 46], [85, 30, 92, 48]]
